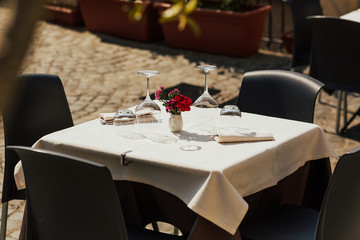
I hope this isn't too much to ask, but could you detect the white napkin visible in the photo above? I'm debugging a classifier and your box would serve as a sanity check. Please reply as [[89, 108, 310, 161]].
[[213, 128, 274, 143], [99, 113, 115, 125]]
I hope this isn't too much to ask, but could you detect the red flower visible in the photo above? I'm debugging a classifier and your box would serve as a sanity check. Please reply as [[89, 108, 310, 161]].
[[174, 95, 192, 112]]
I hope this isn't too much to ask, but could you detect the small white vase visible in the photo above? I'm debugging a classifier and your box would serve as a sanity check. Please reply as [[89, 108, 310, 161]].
[[169, 114, 183, 132]]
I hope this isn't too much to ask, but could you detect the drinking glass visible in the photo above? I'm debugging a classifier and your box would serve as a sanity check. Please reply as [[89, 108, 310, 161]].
[[114, 109, 136, 125], [193, 65, 218, 108], [135, 70, 161, 118], [220, 105, 242, 117]]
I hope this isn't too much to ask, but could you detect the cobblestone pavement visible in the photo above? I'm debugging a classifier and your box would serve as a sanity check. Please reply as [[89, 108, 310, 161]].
[[1, 5, 360, 239]]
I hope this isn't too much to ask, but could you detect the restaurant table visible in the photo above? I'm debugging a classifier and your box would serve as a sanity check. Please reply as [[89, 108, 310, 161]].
[[17, 106, 336, 240]]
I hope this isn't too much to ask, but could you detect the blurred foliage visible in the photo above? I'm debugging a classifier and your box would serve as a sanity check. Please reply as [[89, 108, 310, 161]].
[[196, 0, 256, 11], [46, 0, 79, 8], [0, 0, 46, 109], [159, 0, 199, 36], [219, 0, 256, 12], [127, 0, 258, 37], [128, 0, 200, 36], [122, 1, 144, 22]]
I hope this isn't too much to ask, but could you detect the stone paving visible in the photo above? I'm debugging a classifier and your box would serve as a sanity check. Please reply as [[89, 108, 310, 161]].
[[1, 5, 360, 239]]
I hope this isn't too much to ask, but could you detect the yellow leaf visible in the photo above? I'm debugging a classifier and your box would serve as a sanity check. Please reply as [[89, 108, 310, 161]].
[[177, 15, 187, 30], [184, 0, 198, 15], [161, 1, 184, 19]]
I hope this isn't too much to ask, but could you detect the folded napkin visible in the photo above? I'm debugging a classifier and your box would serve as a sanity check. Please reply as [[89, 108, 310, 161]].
[[213, 128, 274, 143], [99, 113, 115, 125]]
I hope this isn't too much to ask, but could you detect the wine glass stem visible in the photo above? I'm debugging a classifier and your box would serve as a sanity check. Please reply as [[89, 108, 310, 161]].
[[204, 73, 209, 93], [146, 76, 151, 100]]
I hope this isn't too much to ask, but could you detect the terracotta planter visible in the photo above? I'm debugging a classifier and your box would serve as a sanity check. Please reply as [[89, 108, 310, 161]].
[[79, 0, 163, 42], [42, 5, 83, 27], [154, 2, 271, 57]]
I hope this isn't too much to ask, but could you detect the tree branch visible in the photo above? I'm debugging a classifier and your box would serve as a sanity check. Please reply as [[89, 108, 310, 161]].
[[0, 0, 46, 110]]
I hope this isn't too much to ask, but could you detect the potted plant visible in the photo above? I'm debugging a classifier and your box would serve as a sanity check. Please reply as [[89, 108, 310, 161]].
[[43, 0, 83, 26], [79, 0, 164, 42], [154, 0, 272, 57]]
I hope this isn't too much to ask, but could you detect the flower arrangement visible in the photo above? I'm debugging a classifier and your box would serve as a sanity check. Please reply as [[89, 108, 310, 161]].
[[155, 87, 193, 115]]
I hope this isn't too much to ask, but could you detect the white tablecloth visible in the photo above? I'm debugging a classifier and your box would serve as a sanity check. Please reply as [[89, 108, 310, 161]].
[[17, 106, 336, 234], [341, 8, 360, 22]]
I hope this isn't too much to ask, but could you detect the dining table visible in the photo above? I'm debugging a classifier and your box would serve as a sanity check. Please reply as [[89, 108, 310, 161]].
[[16, 103, 337, 240]]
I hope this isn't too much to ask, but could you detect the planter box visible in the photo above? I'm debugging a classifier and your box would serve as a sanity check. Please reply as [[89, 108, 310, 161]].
[[43, 5, 83, 27], [154, 2, 271, 57], [79, 0, 163, 42]]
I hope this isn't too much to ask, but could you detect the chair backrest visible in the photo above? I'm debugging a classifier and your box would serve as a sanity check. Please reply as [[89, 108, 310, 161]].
[[315, 147, 360, 240], [308, 16, 360, 93], [8, 146, 128, 240], [1, 74, 74, 202], [236, 70, 324, 123], [284, 0, 322, 67]]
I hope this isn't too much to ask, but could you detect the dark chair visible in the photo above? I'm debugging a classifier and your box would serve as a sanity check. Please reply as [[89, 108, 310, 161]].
[[283, 0, 322, 69], [236, 70, 324, 123], [240, 147, 360, 240], [0, 74, 74, 239], [308, 16, 360, 134], [7, 146, 182, 240]]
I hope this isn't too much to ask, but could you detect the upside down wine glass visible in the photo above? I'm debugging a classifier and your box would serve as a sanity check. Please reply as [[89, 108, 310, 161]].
[[193, 65, 218, 108], [135, 70, 161, 114]]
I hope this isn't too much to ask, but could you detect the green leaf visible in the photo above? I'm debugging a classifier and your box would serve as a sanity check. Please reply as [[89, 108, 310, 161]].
[[126, 3, 144, 21], [186, 17, 201, 37]]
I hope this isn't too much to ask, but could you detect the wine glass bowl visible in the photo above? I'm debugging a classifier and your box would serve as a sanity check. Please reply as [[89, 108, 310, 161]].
[[193, 65, 218, 108], [135, 70, 161, 116], [138, 70, 158, 78], [197, 65, 217, 73]]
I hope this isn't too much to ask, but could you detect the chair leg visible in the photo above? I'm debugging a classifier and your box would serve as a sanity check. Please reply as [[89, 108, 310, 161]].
[[336, 91, 344, 134], [340, 107, 360, 135], [151, 222, 159, 232], [0, 202, 8, 240], [344, 91, 348, 125], [318, 90, 325, 104], [173, 227, 179, 236], [339, 90, 360, 134]]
